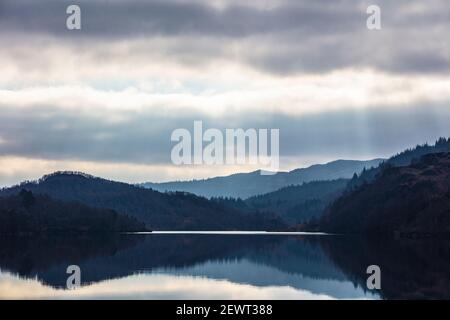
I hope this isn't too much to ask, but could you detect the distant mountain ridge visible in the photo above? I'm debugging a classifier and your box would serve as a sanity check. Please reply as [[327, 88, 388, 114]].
[[141, 159, 384, 199], [0, 172, 285, 231]]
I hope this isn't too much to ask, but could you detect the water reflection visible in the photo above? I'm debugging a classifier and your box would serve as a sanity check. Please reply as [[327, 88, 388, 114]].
[[0, 234, 448, 299], [320, 236, 450, 299], [0, 272, 339, 300]]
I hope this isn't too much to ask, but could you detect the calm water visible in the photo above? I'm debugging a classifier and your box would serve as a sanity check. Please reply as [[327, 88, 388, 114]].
[[0, 232, 449, 299]]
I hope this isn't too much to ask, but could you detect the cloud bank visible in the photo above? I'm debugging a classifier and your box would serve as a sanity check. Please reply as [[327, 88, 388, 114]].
[[0, 0, 449, 185]]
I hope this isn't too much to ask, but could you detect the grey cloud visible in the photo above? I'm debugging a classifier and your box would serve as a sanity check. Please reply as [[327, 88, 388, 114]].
[[377, 51, 450, 74], [0, 0, 357, 38], [0, 0, 449, 75]]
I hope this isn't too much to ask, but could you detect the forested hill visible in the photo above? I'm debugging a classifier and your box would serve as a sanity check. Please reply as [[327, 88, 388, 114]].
[[244, 179, 349, 223], [0, 172, 285, 231], [320, 152, 450, 235], [0, 190, 145, 234], [348, 137, 450, 189]]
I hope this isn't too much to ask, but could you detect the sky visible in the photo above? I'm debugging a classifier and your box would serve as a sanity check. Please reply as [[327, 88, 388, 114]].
[[0, 0, 449, 186]]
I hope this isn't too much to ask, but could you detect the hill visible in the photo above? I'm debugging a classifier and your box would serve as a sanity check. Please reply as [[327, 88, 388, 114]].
[[0, 172, 285, 231], [244, 179, 349, 223], [319, 152, 450, 235], [0, 190, 145, 234], [348, 137, 450, 189], [142, 159, 383, 198]]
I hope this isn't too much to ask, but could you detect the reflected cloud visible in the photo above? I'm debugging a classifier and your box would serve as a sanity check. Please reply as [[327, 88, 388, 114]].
[[0, 272, 337, 300]]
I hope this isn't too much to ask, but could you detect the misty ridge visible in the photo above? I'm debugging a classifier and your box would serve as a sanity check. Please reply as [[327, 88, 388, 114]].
[[0, 137, 449, 234], [142, 159, 384, 198]]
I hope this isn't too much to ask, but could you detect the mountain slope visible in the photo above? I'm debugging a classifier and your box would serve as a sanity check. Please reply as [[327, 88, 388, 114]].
[[0, 172, 285, 231], [142, 159, 383, 199], [320, 152, 450, 235], [348, 137, 450, 189]]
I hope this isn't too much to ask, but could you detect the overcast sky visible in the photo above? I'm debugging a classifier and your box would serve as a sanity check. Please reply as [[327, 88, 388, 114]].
[[0, 0, 449, 186]]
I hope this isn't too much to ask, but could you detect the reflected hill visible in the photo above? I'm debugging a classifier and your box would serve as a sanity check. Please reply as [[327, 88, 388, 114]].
[[0, 234, 371, 299], [3, 234, 447, 299], [0, 235, 141, 279]]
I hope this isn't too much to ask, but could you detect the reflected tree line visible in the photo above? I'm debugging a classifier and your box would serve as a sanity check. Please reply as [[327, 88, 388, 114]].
[[1, 234, 449, 299]]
